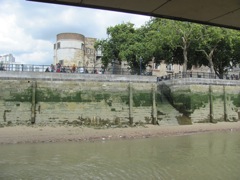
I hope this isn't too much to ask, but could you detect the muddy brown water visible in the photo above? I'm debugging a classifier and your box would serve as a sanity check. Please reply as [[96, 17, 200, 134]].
[[0, 131, 240, 180]]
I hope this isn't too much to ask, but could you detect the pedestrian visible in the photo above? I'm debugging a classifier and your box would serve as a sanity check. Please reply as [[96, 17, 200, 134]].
[[45, 67, 50, 72], [72, 64, 76, 73], [56, 63, 61, 73], [50, 64, 55, 72]]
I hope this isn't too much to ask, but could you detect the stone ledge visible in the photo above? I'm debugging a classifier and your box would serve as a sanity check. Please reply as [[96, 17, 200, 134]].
[[0, 71, 157, 83], [160, 78, 240, 86]]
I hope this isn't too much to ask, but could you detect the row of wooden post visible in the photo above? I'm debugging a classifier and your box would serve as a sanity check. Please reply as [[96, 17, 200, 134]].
[[31, 81, 158, 125], [31, 82, 228, 125]]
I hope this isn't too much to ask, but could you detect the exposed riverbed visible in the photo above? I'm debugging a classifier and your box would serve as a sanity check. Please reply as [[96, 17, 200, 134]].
[[0, 122, 240, 144]]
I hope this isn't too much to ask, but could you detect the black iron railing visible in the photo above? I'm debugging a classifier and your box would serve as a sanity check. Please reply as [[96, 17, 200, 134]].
[[0, 63, 148, 75], [1, 64, 239, 80], [157, 72, 240, 81], [0, 64, 49, 72]]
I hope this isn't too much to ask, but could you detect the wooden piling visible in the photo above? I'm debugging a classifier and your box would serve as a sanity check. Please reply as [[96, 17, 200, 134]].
[[209, 85, 214, 123], [129, 82, 133, 125], [31, 81, 36, 124], [223, 85, 228, 121], [152, 84, 157, 125]]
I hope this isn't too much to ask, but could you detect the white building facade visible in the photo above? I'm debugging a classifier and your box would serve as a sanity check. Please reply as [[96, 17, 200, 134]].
[[0, 54, 15, 63], [53, 33, 101, 71]]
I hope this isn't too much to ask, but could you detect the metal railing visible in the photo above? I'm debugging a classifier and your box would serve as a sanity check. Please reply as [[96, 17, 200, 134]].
[[0, 64, 51, 72], [157, 72, 240, 81], [0, 63, 150, 76]]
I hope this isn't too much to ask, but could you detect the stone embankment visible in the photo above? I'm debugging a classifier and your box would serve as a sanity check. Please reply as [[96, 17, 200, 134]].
[[0, 71, 158, 126], [159, 78, 240, 123], [0, 71, 240, 126]]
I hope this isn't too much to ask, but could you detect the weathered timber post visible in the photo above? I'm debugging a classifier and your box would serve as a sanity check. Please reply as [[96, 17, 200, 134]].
[[3, 110, 11, 122], [129, 82, 133, 125], [152, 83, 157, 125], [223, 85, 228, 121], [31, 81, 36, 124], [209, 85, 214, 123]]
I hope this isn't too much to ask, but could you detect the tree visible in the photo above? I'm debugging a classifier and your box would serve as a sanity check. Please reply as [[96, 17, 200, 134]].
[[95, 22, 155, 74], [232, 31, 240, 66], [96, 17, 240, 77], [169, 22, 202, 73], [146, 18, 202, 73], [197, 26, 240, 78], [95, 23, 136, 68], [142, 18, 176, 66], [197, 26, 225, 74]]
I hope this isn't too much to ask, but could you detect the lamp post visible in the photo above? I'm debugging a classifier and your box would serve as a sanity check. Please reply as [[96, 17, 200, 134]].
[[140, 56, 142, 75]]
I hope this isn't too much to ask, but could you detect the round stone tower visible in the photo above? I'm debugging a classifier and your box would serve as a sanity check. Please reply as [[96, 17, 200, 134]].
[[53, 33, 86, 67]]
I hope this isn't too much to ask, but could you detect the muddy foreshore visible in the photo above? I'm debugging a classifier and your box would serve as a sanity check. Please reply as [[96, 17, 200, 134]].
[[0, 122, 240, 144]]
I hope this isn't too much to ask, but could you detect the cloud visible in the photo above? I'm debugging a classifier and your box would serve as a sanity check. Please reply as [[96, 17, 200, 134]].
[[17, 51, 52, 65], [0, 0, 150, 65], [93, 10, 150, 39]]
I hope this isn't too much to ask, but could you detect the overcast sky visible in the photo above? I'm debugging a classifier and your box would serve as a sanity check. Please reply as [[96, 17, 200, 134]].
[[0, 0, 150, 65]]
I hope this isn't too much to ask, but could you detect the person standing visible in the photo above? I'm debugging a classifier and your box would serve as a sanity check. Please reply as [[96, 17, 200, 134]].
[[56, 63, 61, 73], [72, 64, 76, 73], [50, 64, 55, 72]]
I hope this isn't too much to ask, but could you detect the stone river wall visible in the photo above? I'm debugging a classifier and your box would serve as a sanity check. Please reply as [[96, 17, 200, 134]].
[[1, 72, 240, 126], [0, 72, 158, 126], [160, 78, 240, 123]]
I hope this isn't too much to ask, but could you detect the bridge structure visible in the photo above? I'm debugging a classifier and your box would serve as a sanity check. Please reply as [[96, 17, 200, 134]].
[[28, 0, 240, 30]]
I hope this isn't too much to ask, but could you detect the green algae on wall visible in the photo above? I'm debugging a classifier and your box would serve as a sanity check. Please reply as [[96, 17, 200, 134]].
[[167, 89, 222, 117], [232, 94, 240, 107], [161, 83, 240, 123], [171, 91, 209, 115], [0, 79, 166, 125], [190, 93, 209, 110], [133, 92, 152, 107], [36, 88, 129, 104], [36, 89, 83, 102], [162, 87, 209, 116], [4, 87, 32, 102]]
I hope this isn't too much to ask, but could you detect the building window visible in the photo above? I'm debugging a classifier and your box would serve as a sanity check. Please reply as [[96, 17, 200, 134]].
[[57, 42, 61, 49], [54, 44, 56, 49], [166, 64, 173, 71], [81, 43, 85, 50]]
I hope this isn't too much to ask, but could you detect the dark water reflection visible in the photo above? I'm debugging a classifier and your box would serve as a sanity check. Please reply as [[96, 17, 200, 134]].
[[0, 131, 240, 180]]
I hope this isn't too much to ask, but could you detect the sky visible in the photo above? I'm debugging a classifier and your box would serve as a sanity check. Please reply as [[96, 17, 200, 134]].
[[0, 0, 150, 65]]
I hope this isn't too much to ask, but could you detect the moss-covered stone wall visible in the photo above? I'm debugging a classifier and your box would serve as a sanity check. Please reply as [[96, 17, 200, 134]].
[[161, 83, 240, 123], [0, 80, 159, 126], [2, 76, 239, 126]]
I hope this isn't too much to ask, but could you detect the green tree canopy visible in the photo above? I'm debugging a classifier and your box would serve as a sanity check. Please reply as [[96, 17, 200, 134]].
[[196, 26, 240, 78], [96, 17, 240, 77]]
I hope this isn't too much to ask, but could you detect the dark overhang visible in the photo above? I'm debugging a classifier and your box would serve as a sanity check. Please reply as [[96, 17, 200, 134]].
[[27, 0, 240, 30]]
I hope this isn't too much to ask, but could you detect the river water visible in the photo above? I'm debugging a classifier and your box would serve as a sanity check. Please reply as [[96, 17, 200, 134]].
[[0, 131, 240, 180]]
